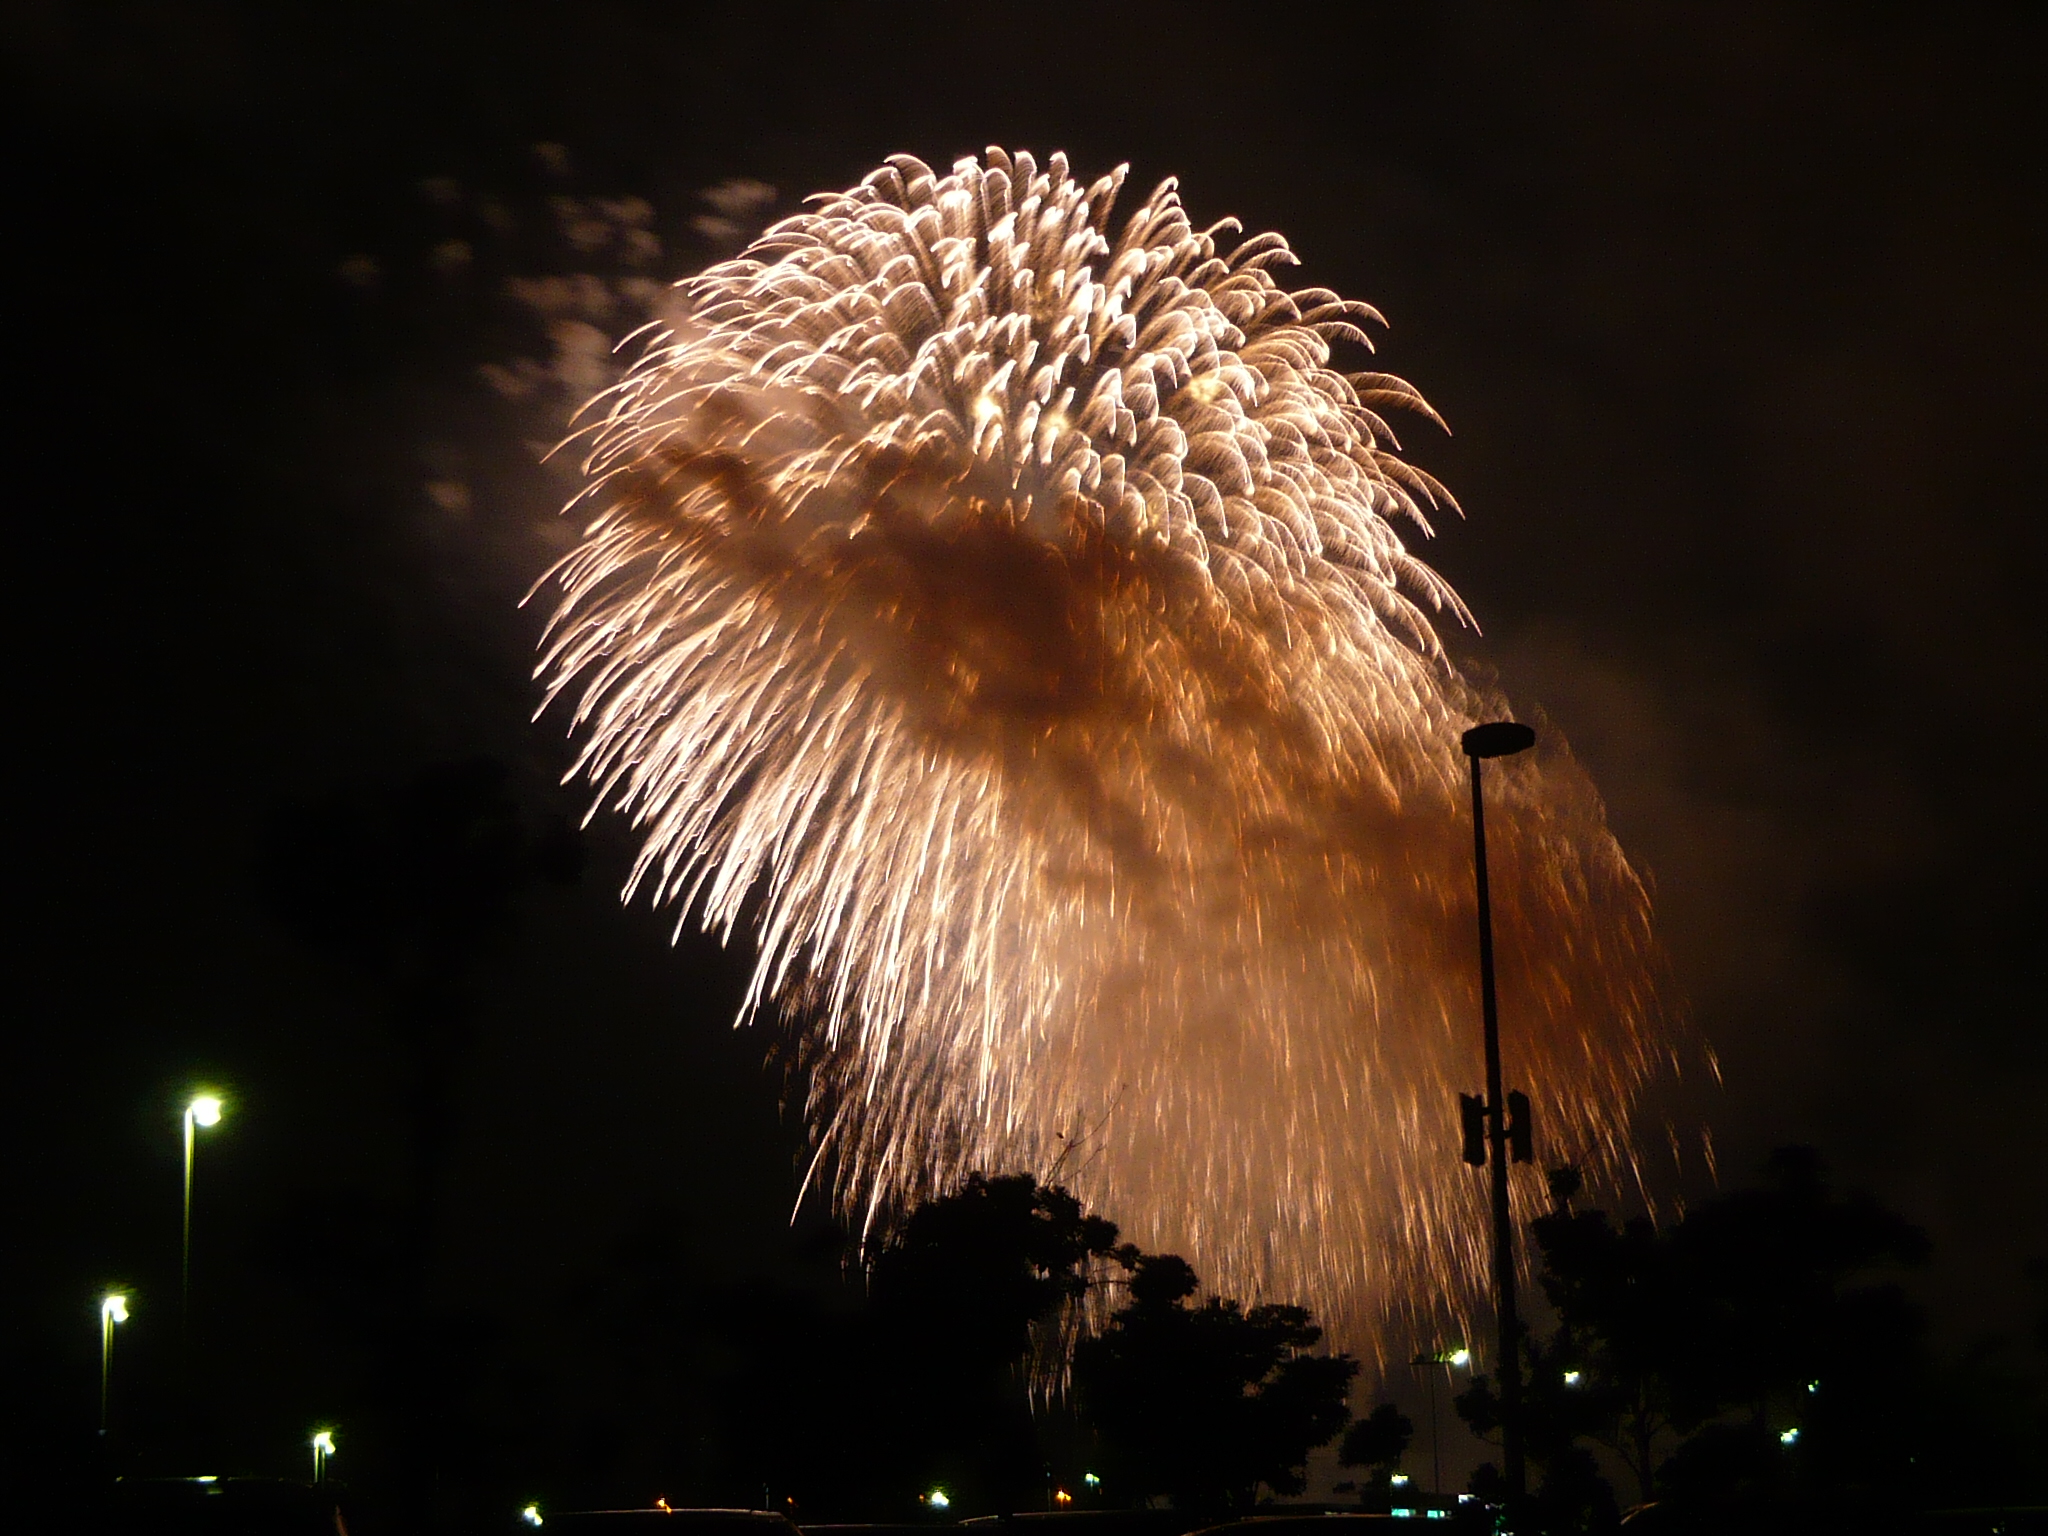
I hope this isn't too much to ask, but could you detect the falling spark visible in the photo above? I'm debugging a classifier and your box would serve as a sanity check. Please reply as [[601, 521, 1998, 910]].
[[535, 149, 1670, 1344]]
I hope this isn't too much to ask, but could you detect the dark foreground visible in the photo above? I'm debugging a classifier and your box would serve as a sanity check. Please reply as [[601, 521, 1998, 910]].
[[15, 1481, 2047, 1536]]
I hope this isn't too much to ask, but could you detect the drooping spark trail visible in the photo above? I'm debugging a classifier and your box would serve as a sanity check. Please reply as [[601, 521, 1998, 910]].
[[536, 149, 1670, 1342]]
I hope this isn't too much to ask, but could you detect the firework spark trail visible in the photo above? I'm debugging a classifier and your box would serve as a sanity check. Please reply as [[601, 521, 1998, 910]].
[[535, 149, 1672, 1344]]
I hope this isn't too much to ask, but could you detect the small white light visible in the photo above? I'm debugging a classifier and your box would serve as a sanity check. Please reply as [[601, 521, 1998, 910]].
[[1780, 1428, 1801, 1446], [1390, 1473, 1411, 1487], [1448, 1348, 1471, 1367], [189, 1095, 224, 1127], [1563, 1370, 1582, 1387], [927, 1490, 950, 1510], [522, 1505, 544, 1527], [101, 1294, 130, 1324]]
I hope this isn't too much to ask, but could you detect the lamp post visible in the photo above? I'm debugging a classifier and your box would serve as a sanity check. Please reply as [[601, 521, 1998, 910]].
[[182, 1094, 224, 1323], [1460, 720, 1536, 1518], [1413, 1344, 1470, 1498], [99, 1293, 129, 1435], [312, 1430, 335, 1485]]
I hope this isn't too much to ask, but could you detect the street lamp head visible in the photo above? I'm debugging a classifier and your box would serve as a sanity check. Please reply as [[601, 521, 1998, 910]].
[[1447, 1346, 1471, 1368], [1460, 721, 1536, 760], [188, 1095, 224, 1128], [101, 1293, 129, 1324], [312, 1431, 335, 1454]]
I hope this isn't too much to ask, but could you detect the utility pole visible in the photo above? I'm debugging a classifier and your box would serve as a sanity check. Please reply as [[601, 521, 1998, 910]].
[[1460, 720, 1536, 1522]]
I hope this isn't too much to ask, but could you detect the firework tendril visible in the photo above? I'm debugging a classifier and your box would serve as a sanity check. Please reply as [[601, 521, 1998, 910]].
[[536, 149, 1674, 1345]]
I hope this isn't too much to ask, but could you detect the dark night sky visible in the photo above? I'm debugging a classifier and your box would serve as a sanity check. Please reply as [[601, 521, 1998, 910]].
[[6, 0, 2045, 1498]]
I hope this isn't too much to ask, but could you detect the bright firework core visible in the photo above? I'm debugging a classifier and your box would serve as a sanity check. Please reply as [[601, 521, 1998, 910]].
[[537, 149, 1669, 1346]]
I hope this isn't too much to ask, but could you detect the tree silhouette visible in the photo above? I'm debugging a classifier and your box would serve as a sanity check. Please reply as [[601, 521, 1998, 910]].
[[1075, 1251, 1358, 1513], [1456, 1147, 1935, 1532], [1339, 1401, 1414, 1508], [858, 1173, 1125, 1513]]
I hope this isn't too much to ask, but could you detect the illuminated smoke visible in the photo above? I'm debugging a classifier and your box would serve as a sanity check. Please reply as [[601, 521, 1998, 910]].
[[535, 149, 1672, 1343]]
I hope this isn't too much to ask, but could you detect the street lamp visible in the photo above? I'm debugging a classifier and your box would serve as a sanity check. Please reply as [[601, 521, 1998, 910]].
[[182, 1093, 224, 1320], [1459, 720, 1536, 1515], [1413, 1343, 1470, 1499], [312, 1430, 335, 1484], [99, 1293, 129, 1435]]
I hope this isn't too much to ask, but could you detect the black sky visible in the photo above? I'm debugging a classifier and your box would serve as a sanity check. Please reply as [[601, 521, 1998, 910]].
[[7, 0, 2045, 1497]]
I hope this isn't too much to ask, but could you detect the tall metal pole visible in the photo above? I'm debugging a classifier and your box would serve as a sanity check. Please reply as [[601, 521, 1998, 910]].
[[99, 1294, 128, 1437], [1425, 1361, 1441, 1498], [182, 1108, 196, 1325], [1462, 723, 1532, 1517], [101, 1307, 114, 1435], [180, 1095, 222, 1333]]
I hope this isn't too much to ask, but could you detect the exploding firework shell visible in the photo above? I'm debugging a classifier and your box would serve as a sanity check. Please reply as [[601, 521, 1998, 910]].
[[538, 149, 1672, 1350]]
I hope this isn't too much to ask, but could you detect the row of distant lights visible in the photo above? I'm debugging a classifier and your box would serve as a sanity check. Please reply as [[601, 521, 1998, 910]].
[[509, 1380, 1827, 1526], [1556, 1365, 1815, 1446], [521, 1480, 1098, 1526], [923, 1472, 1100, 1512], [525, 1472, 1110, 1528]]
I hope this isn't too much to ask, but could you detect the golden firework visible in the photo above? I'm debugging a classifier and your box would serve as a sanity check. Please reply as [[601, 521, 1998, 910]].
[[537, 149, 1671, 1346]]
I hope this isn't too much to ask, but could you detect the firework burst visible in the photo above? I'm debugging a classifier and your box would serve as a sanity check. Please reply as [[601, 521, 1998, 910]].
[[536, 149, 1672, 1344]]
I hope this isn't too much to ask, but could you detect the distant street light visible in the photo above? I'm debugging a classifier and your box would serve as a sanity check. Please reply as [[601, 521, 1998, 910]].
[[1459, 720, 1537, 1517], [312, 1430, 335, 1484], [521, 1505, 544, 1527], [99, 1293, 129, 1435], [182, 1094, 224, 1321], [1414, 1343, 1470, 1498]]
